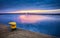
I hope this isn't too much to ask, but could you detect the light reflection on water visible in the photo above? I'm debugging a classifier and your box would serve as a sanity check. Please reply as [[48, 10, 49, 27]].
[[0, 15, 60, 37], [18, 15, 56, 23]]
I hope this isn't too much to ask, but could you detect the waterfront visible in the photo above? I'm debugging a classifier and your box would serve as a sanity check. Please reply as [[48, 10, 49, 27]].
[[0, 15, 60, 37]]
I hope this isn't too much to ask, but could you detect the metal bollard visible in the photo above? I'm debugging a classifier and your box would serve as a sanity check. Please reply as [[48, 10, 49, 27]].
[[9, 22, 16, 31]]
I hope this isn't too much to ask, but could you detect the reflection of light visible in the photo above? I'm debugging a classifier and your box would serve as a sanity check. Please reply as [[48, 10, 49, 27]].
[[9, 9, 60, 13], [19, 15, 54, 23]]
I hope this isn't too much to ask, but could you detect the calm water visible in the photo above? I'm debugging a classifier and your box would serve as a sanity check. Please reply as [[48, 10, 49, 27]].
[[0, 15, 60, 37]]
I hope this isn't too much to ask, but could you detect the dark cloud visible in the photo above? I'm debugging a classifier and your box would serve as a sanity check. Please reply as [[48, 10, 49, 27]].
[[0, 0, 60, 11]]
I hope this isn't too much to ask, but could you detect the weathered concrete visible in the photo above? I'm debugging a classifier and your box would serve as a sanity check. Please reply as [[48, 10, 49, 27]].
[[0, 24, 58, 38]]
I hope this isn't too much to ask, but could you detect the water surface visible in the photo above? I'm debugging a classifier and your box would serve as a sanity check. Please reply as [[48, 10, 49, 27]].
[[0, 15, 60, 37]]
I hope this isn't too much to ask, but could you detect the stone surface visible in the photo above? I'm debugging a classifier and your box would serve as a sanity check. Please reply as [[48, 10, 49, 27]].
[[0, 24, 58, 38]]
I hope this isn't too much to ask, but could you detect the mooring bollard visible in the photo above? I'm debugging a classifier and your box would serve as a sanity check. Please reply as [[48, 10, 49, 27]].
[[9, 22, 16, 31]]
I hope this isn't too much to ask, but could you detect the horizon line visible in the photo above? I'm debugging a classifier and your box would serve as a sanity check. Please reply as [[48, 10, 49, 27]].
[[0, 13, 60, 15]]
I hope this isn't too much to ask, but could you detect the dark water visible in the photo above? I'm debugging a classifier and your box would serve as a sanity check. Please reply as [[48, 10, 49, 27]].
[[0, 15, 60, 37]]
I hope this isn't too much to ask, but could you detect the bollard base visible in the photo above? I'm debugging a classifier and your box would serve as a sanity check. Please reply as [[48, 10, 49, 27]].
[[11, 28, 17, 31]]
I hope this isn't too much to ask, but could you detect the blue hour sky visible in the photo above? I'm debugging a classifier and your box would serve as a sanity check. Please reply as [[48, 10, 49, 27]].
[[0, 0, 60, 36], [0, 0, 60, 12]]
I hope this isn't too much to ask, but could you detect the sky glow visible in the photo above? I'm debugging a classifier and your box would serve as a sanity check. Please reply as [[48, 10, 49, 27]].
[[5, 9, 60, 14]]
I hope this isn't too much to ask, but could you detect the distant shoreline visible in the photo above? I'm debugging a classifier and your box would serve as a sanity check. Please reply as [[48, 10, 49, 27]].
[[0, 13, 60, 15]]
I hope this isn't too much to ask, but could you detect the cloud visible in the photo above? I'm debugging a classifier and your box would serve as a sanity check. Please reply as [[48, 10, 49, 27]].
[[5, 9, 60, 14], [0, 0, 60, 11]]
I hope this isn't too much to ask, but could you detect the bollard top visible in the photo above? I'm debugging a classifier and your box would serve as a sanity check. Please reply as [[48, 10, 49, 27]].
[[9, 22, 16, 25]]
